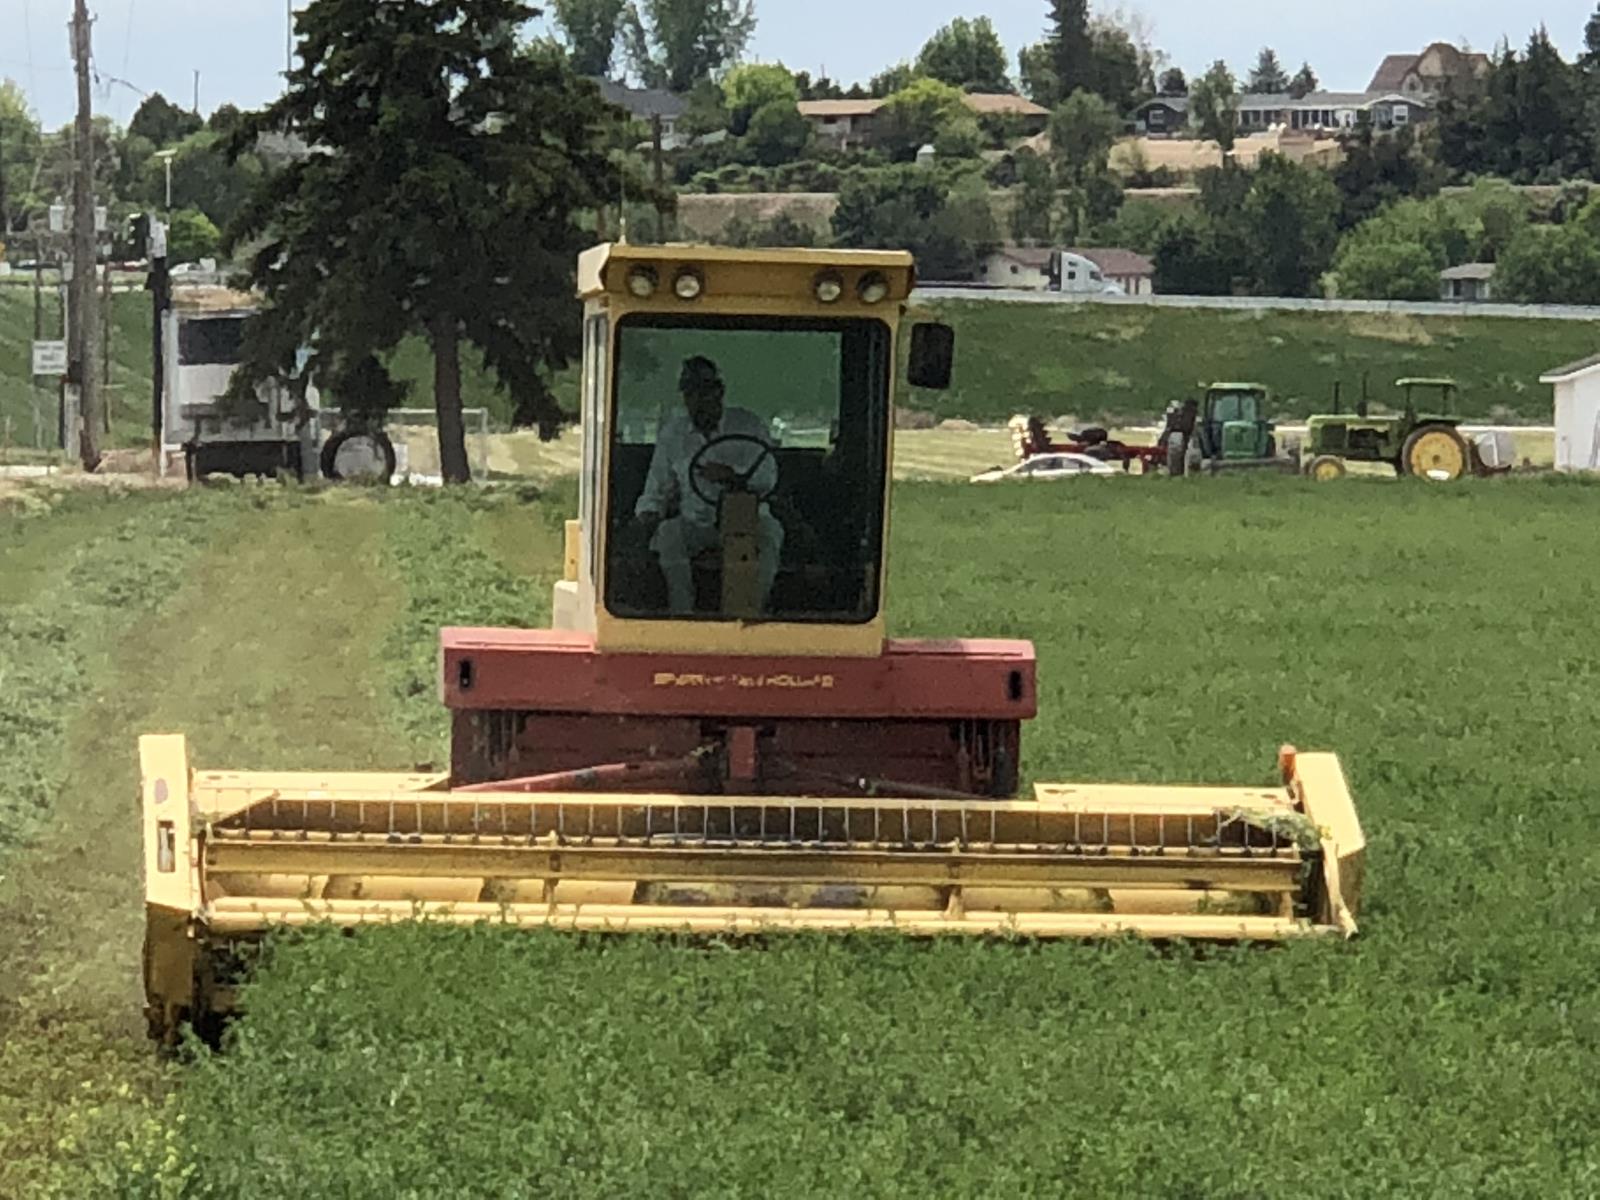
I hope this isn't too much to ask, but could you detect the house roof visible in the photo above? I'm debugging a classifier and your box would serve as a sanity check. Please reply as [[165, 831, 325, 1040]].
[[1440, 262, 1496, 281], [798, 98, 885, 119], [594, 79, 687, 120], [1137, 95, 1190, 114], [1069, 247, 1154, 278], [987, 245, 1156, 277], [1368, 54, 1420, 91], [1369, 44, 1490, 91], [962, 92, 1049, 117], [1540, 353, 1600, 383], [1137, 90, 1423, 124]]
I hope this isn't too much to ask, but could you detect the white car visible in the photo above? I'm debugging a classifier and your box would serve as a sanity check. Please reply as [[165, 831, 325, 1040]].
[[970, 453, 1118, 483]]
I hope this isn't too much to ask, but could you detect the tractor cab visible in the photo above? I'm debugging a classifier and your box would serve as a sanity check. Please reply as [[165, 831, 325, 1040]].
[[1397, 377, 1459, 424], [556, 243, 952, 660], [1201, 383, 1276, 461], [1158, 382, 1288, 474]]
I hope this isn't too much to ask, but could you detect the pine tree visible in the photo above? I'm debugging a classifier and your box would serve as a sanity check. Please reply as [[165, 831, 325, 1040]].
[[224, 0, 640, 481], [1247, 47, 1290, 95], [1288, 62, 1318, 99], [1049, 0, 1093, 97]]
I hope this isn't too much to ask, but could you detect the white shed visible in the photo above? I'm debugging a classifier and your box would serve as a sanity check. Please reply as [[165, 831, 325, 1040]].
[[1540, 354, 1600, 473]]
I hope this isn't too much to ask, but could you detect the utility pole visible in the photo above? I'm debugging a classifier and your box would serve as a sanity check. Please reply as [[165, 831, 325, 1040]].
[[70, 0, 102, 471], [0, 115, 9, 244], [147, 216, 170, 471], [101, 256, 113, 433]]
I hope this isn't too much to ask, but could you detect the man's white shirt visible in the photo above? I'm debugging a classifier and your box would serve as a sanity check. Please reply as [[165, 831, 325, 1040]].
[[635, 408, 778, 527]]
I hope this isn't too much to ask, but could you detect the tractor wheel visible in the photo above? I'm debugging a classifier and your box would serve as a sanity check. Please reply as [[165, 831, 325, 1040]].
[[1400, 425, 1469, 482], [1166, 434, 1187, 477], [321, 429, 397, 485], [1308, 455, 1347, 482]]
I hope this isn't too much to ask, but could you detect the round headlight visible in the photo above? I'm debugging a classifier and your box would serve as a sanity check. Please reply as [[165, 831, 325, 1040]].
[[627, 266, 659, 298], [857, 272, 890, 304], [814, 271, 845, 304], [673, 267, 705, 300]]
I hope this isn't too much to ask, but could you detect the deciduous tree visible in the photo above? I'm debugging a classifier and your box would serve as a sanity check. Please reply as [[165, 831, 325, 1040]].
[[552, 0, 626, 77], [722, 63, 799, 135], [832, 163, 999, 279], [877, 77, 967, 161], [622, 0, 755, 92], [917, 17, 1011, 93], [1243, 153, 1340, 296], [129, 92, 202, 147], [1190, 60, 1239, 153]]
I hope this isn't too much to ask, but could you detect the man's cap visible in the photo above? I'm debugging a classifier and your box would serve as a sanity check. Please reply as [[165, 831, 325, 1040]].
[[679, 356, 724, 395]]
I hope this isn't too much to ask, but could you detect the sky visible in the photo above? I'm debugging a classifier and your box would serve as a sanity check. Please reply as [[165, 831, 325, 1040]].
[[5, 0, 1599, 130]]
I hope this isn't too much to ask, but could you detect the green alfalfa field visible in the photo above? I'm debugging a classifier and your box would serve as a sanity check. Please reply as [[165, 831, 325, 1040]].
[[2, 475, 1599, 1198]]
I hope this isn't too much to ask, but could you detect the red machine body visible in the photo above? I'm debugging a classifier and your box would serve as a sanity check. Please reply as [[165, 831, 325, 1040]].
[[442, 628, 1037, 799], [1018, 416, 1166, 473]]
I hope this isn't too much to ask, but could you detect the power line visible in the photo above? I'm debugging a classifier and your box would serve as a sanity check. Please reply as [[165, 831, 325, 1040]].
[[20, 0, 39, 100], [119, 0, 136, 119]]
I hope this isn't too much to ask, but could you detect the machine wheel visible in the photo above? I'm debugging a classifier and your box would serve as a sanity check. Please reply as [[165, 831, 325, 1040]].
[[321, 429, 397, 484], [1166, 434, 1187, 477], [1308, 455, 1347, 482], [1400, 425, 1469, 482]]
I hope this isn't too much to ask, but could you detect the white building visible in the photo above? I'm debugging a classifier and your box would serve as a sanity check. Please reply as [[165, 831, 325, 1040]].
[[1540, 355, 1600, 473]]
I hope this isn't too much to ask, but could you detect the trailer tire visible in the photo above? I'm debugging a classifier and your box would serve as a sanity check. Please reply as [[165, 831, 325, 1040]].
[[321, 430, 397, 485], [1167, 435, 1187, 477]]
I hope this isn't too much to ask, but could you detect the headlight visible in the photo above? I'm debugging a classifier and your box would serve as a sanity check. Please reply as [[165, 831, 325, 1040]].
[[673, 267, 705, 300], [857, 272, 890, 304], [626, 266, 659, 298], [814, 271, 845, 304]]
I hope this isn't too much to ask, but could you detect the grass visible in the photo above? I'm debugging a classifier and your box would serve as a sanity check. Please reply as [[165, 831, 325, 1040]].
[[0, 488, 412, 1199], [4, 476, 1600, 1196], [919, 300, 1592, 425], [0, 288, 157, 454]]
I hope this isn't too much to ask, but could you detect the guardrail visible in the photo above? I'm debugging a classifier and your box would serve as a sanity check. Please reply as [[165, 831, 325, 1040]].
[[916, 287, 1600, 323]]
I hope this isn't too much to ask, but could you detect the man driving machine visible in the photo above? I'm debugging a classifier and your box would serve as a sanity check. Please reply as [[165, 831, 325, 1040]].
[[634, 356, 785, 615]]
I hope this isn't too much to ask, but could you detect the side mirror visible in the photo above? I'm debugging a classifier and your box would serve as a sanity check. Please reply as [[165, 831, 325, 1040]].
[[908, 323, 955, 391]]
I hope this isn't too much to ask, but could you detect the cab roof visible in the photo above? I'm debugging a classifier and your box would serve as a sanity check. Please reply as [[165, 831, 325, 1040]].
[[1396, 377, 1457, 389], [578, 241, 916, 302]]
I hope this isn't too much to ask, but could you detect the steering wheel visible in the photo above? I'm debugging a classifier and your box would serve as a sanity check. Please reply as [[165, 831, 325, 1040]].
[[688, 434, 777, 508]]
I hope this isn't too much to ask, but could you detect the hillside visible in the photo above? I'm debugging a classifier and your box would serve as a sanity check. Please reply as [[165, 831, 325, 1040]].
[[0, 286, 157, 454], [2, 287, 1584, 451], [920, 300, 1591, 425]]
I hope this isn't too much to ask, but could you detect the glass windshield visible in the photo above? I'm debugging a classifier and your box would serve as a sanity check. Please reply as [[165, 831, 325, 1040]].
[[605, 314, 890, 624], [1212, 391, 1261, 423]]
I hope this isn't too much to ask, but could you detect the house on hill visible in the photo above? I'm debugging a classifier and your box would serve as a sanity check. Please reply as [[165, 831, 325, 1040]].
[[594, 79, 688, 139], [799, 92, 1051, 149], [1135, 90, 1429, 139], [798, 98, 884, 150], [1368, 43, 1491, 97]]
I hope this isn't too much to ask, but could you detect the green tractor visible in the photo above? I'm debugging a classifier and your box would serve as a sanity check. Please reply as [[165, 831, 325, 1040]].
[[1303, 378, 1509, 482], [1158, 382, 1297, 475]]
